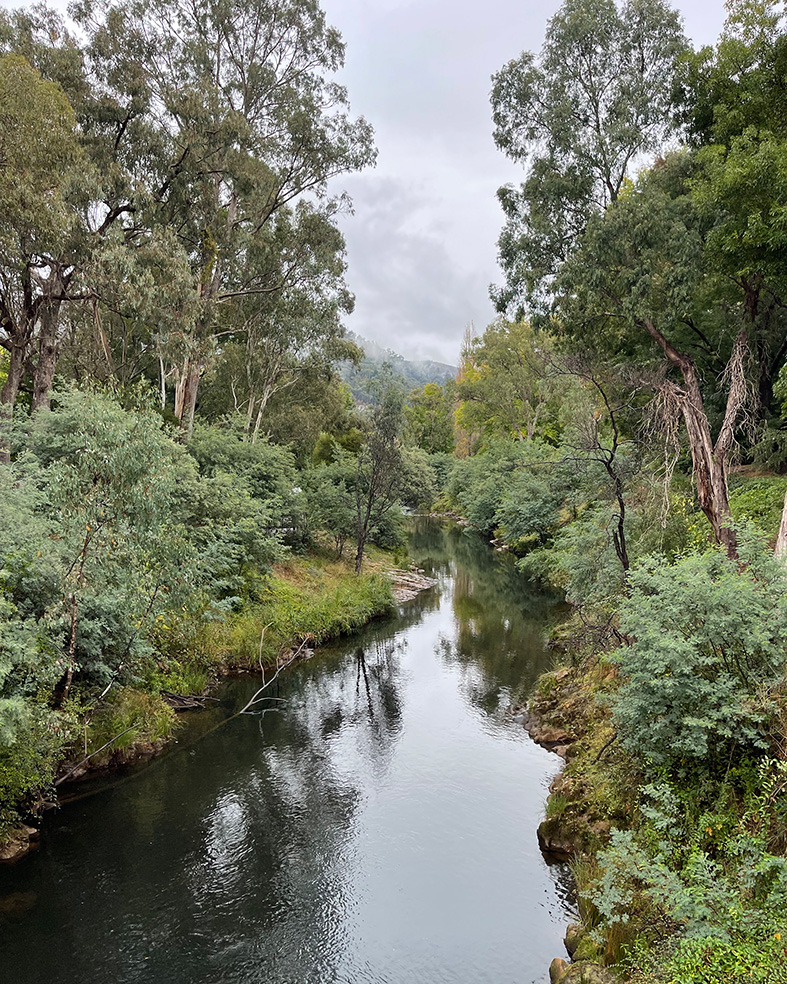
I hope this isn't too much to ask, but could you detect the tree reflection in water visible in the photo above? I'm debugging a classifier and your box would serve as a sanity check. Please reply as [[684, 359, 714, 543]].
[[0, 516, 572, 984]]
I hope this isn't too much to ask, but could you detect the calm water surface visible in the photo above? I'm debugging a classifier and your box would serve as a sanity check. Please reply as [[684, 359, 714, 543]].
[[0, 519, 573, 984]]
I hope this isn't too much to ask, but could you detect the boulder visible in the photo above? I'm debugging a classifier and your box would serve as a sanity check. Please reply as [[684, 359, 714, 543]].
[[564, 922, 582, 958], [550, 957, 570, 983], [560, 962, 619, 984], [0, 825, 38, 863], [537, 818, 578, 862]]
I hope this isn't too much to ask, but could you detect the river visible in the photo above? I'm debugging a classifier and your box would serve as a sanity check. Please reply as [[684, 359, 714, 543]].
[[0, 518, 573, 984]]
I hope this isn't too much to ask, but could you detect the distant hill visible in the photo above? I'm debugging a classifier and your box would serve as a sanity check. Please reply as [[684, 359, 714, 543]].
[[341, 332, 457, 403]]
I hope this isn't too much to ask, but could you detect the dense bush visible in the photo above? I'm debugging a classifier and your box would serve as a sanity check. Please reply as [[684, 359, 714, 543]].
[[0, 390, 402, 831], [612, 546, 787, 770]]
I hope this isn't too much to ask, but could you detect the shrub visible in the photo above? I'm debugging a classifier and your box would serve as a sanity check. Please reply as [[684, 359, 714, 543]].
[[611, 547, 787, 770]]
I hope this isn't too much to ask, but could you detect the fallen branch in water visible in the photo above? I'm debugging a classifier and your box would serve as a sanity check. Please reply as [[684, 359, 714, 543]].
[[239, 635, 312, 715], [54, 723, 140, 786]]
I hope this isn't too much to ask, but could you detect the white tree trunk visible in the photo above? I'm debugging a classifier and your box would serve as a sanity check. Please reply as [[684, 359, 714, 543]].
[[775, 491, 787, 560]]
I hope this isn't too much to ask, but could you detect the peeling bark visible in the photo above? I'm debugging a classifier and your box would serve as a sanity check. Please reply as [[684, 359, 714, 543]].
[[643, 317, 748, 560]]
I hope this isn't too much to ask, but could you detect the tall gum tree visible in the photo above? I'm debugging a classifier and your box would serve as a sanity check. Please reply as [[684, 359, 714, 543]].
[[490, 0, 687, 317], [74, 0, 376, 439], [0, 52, 87, 460], [492, 0, 787, 558]]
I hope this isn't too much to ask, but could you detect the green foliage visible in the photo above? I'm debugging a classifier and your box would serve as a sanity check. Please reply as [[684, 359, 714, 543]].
[[85, 688, 177, 758], [491, 0, 686, 315], [404, 381, 455, 454], [729, 475, 787, 538], [0, 700, 74, 835], [399, 447, 441, 510], [456, 320, 566, 445], [630, 932, 787, 984], [302, 459, 357, 557], [612, 546, 787, 769], [447, 439, 535, 535]]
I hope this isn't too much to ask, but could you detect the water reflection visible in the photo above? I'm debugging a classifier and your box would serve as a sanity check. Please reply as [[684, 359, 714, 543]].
[[0, 518, 572, 984]]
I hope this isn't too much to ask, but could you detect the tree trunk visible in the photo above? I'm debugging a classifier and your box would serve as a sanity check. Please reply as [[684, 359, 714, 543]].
[[1, 343, 26, 409], [158, 353, 167, 409], [775, 492, 787, 561], [0, 343, 27, 464], [31, 294, 63, 411], [179, 361, 200, 443], [354, 533, 366, 574], [674, 370, 737, 559], [644, 318, 744, 561], [54, 592, 78, 710]]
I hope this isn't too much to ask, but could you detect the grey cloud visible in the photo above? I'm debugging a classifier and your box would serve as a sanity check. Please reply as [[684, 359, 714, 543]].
[[325, 0, 729, 363], [338, 175, 493, 364]]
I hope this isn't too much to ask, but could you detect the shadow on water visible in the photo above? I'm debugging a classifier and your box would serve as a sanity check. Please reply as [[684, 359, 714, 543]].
[[0, 517, 573, 984]]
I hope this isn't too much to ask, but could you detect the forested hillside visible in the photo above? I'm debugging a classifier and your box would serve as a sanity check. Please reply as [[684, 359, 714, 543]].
[[339, 332, 457, 404]]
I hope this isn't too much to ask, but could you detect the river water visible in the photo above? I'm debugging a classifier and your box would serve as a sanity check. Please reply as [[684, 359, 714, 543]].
[[0, 519, 573, 984]]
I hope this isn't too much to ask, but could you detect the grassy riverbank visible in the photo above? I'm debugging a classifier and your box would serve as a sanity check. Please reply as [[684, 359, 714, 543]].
[[1, 550, 395, 853]]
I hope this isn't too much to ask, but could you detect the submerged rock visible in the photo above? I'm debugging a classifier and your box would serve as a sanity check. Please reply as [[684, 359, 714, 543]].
[[0, 890, 37, 917], [388, 568, 437, 603], [564, 922, 582, 958]]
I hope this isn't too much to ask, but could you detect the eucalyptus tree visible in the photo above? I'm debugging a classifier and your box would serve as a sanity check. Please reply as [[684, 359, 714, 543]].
[[455, 319, 562, 445], [490, 0, 686, 317], [0, 49, 89, 440], [212, 200, 361, 442], [0, 6, 196, 420], [684, 0, 787, 413], [354, 384, 406, 574], [72, 0, 375, 438], [404, 381, 456, 454], [553, 1, 787, 559]]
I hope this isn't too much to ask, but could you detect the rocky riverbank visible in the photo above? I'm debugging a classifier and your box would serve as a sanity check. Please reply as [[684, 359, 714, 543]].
[[518, 660, 625, 984]]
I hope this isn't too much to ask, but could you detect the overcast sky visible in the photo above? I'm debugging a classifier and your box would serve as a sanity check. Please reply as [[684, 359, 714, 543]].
[[2, 0, 729, 365], [318, 0, 728, 365]]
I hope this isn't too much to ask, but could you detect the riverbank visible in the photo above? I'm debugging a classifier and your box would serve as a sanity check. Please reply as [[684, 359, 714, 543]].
[[0, 516, 573, 984], [521, 658, 626, 983], [523, 642, 787, 984], [0, 548, 436, 863]]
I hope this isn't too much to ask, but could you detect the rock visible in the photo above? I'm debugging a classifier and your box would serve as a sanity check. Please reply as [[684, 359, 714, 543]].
[[388, 569, 437, 603], [550, 957, 570, 983], [564, 922, 582, 958], [555, 668, 572, 682], [521, 708, 576, 754], [537, 818, 577, 862], [560, 962, 619, 984], [0, 826, 39, 863], [0, 891, 37, 917]]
